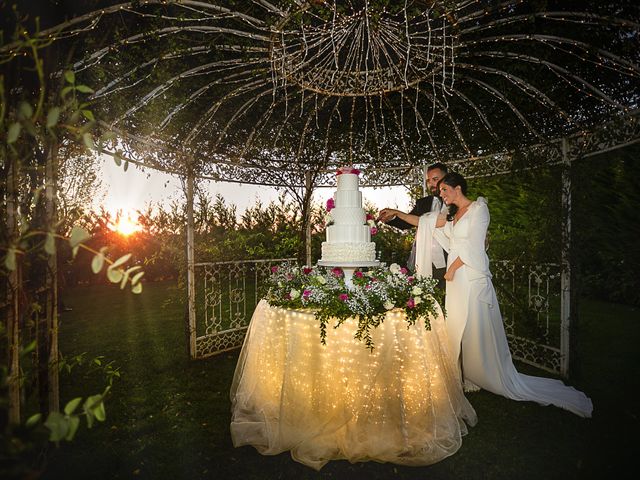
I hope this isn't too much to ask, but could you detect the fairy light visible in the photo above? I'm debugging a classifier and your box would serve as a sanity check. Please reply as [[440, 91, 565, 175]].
[[230, 301, 475, 465], [3, 0, 634, 182]]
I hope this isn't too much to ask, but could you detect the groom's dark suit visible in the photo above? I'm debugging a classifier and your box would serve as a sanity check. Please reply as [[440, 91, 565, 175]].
[[386, 195, 447, 288]]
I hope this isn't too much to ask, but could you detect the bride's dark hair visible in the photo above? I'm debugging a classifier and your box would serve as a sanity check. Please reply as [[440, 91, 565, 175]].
[[440, 172, 468, 221]]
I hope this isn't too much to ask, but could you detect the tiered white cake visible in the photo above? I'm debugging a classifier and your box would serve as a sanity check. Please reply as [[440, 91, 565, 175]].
[[320, 171, 377, 263]]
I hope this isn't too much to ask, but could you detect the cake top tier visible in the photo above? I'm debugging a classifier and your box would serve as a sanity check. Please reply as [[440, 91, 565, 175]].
[[336, 173, 359, 191]]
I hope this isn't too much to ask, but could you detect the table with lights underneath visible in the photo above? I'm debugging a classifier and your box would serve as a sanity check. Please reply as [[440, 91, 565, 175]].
[[229, 299, 476, 471]]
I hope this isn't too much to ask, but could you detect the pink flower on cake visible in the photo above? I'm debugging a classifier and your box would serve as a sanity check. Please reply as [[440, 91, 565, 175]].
[[366, 213, 374, 221], [336, 166, 360, 176], [326, 198, 335, 211], [271, 266, 279, 273], [400, 267, 408, 275], [303, 289, 312, 299], [355, 271, 363, 278], [370, 226, 378, 235], [339, 293, 349, 302], [406, 298, 416, 309]]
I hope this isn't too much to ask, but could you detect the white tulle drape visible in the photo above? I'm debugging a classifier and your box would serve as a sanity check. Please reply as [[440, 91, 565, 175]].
[[230, 300, 477, 470]]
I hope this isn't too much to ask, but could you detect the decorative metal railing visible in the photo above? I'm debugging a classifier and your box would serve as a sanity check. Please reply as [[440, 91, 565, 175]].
[[192, 257, 564, 374], [192, 258, 296, 358], [492, 261, 562, 374]]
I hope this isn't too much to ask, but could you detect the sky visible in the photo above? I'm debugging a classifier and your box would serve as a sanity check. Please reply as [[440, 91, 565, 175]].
[[96, 155, 413, 219]]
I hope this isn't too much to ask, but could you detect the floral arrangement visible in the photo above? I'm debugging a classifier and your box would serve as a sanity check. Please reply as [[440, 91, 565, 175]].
[[336, 166, 360, 175], [324, 198, 335, 226], [366, 212, 379, 235], [262, 262, 444, 350]]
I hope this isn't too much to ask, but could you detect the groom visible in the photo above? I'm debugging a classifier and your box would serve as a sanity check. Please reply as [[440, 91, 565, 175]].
[[378, 162, 448, 288]]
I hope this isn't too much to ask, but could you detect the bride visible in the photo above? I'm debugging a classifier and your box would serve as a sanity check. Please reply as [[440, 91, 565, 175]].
[[386, 172, 593, 418]]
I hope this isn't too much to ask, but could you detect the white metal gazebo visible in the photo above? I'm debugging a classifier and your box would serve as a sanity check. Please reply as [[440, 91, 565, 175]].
[[2, 2, 638, 427]]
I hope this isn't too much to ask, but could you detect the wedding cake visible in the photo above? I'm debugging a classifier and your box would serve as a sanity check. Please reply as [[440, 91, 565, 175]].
[[319, 167, 377, 263]]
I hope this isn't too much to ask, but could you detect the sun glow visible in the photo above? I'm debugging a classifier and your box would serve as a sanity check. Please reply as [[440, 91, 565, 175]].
[[113, 215, 141, 236]]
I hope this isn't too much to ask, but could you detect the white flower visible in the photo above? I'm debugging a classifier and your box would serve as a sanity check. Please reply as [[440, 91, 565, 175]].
[[413, 296, 422, 305], [384, 300, 395, 310], [290, 289, 300, 299], [277, 281, 283, 288], [367, 219, 376, 227], [412, 286, 423, 296], [389, 263, 401, 274], [315, 275, 327, 285]]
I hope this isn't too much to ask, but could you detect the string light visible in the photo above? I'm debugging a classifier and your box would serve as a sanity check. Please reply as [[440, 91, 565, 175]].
[[2, 0, 636, 184]]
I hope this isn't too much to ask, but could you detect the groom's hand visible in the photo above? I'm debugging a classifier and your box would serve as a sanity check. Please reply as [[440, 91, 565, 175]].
[[378, 208, 396, 223]]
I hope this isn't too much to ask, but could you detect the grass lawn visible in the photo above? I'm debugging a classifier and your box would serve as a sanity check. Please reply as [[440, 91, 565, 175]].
[[39, 280, 639, 479]]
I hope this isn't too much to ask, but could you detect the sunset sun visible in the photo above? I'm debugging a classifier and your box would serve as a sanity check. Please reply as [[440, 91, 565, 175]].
[[113, 215, 141, 236]]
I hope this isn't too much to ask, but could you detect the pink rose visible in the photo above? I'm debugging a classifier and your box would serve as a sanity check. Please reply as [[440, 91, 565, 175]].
[[355, 271, 363, 278], [406, 298, 415, 308], [303, 289, 312, 298], [303, 267, 312, 275], [331, 267, 343, 277], [339, 293, 349, 302], [326, 198, 335, 211], [370, 227, 378, 235], [400, 267, 408, 275], [271, 266, 279, 273], [366, 213, 374, 221], [336, 167, 360, 176], [407, 276, 414, 283]]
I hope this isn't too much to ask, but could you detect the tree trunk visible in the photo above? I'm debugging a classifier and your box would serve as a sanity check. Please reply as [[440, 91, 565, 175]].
[[5, 155, 22, 424], [45, 141, 60, 413], [299, 170, 315, 265]]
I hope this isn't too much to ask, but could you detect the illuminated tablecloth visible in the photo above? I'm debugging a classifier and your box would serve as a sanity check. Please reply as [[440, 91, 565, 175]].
[[230, 300, 477, 471]]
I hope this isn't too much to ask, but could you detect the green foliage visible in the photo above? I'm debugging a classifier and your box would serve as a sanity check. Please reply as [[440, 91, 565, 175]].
[[573, 146, 640, 306], [471, 167, 561, 265], [34, 386, 109, 443], [0, 17, 141, 479]]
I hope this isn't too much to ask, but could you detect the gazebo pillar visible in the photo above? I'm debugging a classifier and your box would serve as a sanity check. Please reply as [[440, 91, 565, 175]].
[[186, 170, 197, 359], [305, 170, 313, 266], [560, 138, 572, 377]]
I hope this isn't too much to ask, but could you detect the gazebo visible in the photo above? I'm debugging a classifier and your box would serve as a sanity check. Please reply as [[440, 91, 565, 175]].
[[2, 0, 639, 425]]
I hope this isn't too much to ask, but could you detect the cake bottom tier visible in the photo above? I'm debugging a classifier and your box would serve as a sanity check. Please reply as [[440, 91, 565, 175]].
[[321, 242, 376, 262]]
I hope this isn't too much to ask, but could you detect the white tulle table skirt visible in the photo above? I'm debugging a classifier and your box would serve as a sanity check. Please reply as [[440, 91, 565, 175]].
[[230, 300, 477, 470]]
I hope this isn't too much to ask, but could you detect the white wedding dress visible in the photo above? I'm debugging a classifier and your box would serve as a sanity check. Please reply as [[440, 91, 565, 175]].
[[417, 197, 593, 418]]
